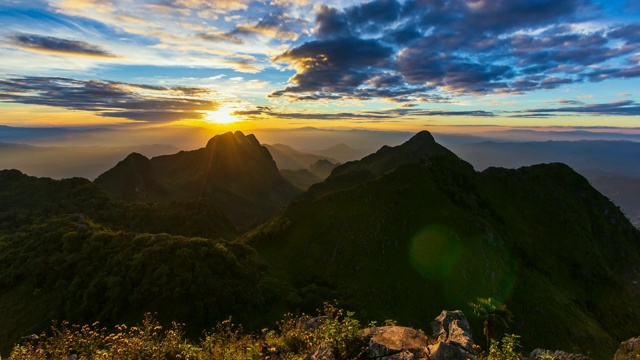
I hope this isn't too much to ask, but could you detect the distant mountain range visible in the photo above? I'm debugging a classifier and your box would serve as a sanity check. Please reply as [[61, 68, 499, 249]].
[[447, 140, 640, 227], [0, 130, 638, 358], [263, 143, 338, 170], [0, 142, 177, 180], [310, 143, 365, 163]]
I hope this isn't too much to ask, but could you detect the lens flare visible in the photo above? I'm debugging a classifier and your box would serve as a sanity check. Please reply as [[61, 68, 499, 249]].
[[409, 224, 462, 280]]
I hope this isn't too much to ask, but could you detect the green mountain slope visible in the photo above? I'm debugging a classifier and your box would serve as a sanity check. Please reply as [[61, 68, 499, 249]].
[[0, 169, 237, 239], [304, 130, 455, 199], [95, 131, 300, 229], [245, 133, 640, 358], [0, 215, 283, 355], [0, 170, 282, 355]]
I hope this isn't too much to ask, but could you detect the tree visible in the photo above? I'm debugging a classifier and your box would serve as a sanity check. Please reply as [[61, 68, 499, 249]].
[[469, 297, 514, 348]]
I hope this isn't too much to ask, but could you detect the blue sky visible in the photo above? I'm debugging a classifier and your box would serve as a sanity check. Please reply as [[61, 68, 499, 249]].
[[0, 0, 639, 132]]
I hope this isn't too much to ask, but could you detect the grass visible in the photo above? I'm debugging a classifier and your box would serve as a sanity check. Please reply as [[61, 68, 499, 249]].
[[6, 304, 367, 360]]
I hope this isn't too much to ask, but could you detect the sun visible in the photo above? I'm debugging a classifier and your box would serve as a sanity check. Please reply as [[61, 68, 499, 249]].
[[204, 105, 239, 124]]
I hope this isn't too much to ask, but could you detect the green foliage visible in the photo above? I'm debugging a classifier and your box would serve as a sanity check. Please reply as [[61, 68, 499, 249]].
[[0, 214, 284, 354], [469, 297, 514, 347], [7, 305, 366, 360], [270, 302, 366, 359], [487, 334, 521, 360]]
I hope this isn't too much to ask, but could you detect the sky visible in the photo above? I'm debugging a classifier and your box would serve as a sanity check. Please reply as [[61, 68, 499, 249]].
[[1, 0, 639, 135]]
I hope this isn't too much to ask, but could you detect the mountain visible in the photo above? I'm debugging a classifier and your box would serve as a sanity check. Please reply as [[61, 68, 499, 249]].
[[263, 143, 338, 170], [308, 159, 338, 179], [310, 143, 365, 163], [279, 158, 339, 191], [448, 140, 640, 178], [0, 169, 237, 239], [95, 131, 300, 229], [447, 140, 640, 228], [304, 131, 456, 199], [0, 169, 273, 354], [0, 142, 177, 180], [244, 131, 640, 358], [590, 175, 640, 228]]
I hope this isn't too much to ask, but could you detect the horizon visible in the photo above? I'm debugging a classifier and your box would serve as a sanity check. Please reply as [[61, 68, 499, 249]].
[[0, 0, 639, 136]]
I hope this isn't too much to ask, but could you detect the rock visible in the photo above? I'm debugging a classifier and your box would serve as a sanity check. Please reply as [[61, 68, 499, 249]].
[[361, 326, 430, 359], [529, 348, 590, 360], [431, 310, 476, 354], [306, 343, 336, 360], [613, 337, 640, 360], [429, 341, 475, 360]]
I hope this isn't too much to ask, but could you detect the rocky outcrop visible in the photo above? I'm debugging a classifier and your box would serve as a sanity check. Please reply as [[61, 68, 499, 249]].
[[361, 326, 430, 359], [529, 349, 590, 360], [613, 337, 640, 360], [359, 310, 476, 360], [431, 310, 476, 353], [429, 310, 477, 359]]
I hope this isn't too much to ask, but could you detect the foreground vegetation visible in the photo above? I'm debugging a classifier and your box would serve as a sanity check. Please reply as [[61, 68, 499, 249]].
[[5, 304, 544, 360], [7, 304, 367, 360]]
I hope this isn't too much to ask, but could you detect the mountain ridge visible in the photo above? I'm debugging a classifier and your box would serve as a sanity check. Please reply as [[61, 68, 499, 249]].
[[95, 131, 300, 229], [244, 132, 640, 358]]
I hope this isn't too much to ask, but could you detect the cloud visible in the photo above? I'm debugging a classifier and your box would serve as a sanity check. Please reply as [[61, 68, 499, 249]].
[[6, 33, 118, 58], [197, 32, 244, 44], [0, 76, 219, 122], [270, 0, 640, 102], [234, 104, 495, 121], [521, 100, 640, 116], [233, 105, 394, 120], [227, 12, 308, 42], [271, 36, 396, 99], [551, 99, 585, 105]]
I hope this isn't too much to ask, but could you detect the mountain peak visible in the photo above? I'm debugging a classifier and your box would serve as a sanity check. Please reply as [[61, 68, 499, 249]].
[[123, 152, 149, 162], [407, 130, 436, 145], [328, 130, 454, 179], [96, 132, 299, 229]]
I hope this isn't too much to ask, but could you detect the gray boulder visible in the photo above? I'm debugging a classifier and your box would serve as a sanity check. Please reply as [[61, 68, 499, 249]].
[[430, 310, 477, 358]]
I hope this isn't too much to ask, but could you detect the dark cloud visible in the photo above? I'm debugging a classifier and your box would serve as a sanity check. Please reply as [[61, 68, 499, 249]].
[[271, 0, 640, 102], [0, 77, 217, 122], [235, 104, 495, 121], [377, 108, 496, 117], [315, 5, 351, 39], [233, 105, 393, 120], [6, 33, 117, 57], [272, 36, 393, 95], [522, 100, 640, 116], [607, 24, 640, 42], [346, 0, 402, 36], [587, 65, 640, 81]]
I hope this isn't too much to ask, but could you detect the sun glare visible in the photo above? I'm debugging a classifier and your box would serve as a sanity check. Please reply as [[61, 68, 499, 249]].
[[204, 105, 239, 124]]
